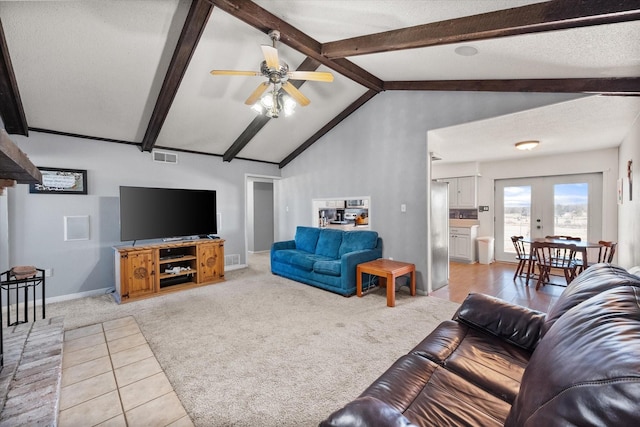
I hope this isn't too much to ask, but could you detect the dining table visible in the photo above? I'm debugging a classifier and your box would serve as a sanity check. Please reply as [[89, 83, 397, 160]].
[[521, 237, 604, 287]]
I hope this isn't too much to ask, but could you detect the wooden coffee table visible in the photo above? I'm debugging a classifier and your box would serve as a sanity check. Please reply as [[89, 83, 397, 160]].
[[357, 259, 416, 307]]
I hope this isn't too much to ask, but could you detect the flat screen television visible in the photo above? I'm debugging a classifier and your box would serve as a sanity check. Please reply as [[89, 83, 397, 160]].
[[119, 186, 217, 242]]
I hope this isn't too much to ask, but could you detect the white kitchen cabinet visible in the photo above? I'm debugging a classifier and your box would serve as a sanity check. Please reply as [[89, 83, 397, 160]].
[[442, 177, 477, 208], [450, 225, 478, 263]]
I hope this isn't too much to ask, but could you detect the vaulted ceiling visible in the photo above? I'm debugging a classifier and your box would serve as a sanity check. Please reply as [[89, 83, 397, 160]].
[[0, 1, 638, 168]]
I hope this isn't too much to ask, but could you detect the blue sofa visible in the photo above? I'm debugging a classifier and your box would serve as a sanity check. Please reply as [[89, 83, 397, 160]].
[[270, 226, 382, 296]]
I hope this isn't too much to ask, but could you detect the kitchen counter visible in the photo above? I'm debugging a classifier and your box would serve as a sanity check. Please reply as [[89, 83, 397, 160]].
[[449, 219, 480, 227]]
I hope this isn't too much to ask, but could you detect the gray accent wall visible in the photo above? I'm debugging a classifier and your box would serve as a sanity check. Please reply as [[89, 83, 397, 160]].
[[5, 131, 280, 299], [276, 90, 584, 293]]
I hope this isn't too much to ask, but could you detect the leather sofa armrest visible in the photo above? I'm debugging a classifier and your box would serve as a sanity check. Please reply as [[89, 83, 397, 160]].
[[454, 293, 546, 351], [319, 396, 416, 427]]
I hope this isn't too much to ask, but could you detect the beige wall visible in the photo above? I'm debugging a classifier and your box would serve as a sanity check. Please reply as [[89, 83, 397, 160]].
[[617, 115, 640, 269]]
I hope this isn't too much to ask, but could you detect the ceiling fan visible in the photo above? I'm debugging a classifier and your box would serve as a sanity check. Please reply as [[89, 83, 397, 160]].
[[210, 30, 333, 117]]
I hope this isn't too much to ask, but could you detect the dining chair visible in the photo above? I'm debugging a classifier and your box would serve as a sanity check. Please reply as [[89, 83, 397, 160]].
[[511, 236, 535, 281], [533, 241, 579, 290], [545, 235, 582, 266], [579, 241, 617, 272]]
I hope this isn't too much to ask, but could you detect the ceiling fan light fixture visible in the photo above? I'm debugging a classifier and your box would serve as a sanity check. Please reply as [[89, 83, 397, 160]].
[[253, 88, 295, 118], [282, 96, 296, 116], [515, 140, 540, 151]]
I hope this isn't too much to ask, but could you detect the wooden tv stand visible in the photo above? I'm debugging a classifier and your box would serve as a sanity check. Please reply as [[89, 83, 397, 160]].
[[114, 239, 224, 303]]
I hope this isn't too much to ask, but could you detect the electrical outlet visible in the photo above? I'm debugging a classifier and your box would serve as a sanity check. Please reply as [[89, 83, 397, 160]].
[[389, 257, 393, 260], [400, 204, 407, 213], [45, 268, 53, 277]]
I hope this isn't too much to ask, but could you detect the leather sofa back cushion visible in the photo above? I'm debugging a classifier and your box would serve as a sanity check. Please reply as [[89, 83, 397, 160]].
[[505, 286, 640, 426], [338, 230, 379, 258], [294, 226, 321, 254], [316, 229, 344, 258], [543, 264, 640, 336]]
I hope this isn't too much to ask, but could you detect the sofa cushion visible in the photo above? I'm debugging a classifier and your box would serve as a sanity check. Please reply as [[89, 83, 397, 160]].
[[338, 230, 379, 258], [360, 354, 511, 426], [411, 320, 530, 404], [542, 263, 640, 336], [294, 226, 321, 254], [315, 229, 343, 258], [313, 260, 341, 277], [272, 249, 329, 272], [505, 286, 640, 427]]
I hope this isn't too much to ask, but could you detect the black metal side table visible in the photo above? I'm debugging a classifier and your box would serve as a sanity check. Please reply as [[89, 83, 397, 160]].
[[0, 268, 46, 327]]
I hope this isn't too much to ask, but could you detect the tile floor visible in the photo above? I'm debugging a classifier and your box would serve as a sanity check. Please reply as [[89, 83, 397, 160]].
[[59, 316, 193, 427]]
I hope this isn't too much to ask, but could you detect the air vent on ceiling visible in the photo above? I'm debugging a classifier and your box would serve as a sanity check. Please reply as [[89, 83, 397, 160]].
[[152, 150, 178, 164]]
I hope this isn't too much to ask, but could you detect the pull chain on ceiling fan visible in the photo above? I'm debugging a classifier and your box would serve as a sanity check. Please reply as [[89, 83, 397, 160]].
[[210, 30, 333, 118]]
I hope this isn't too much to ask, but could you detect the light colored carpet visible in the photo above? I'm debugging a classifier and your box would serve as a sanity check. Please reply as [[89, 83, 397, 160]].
[[47, 253, 460, 426]]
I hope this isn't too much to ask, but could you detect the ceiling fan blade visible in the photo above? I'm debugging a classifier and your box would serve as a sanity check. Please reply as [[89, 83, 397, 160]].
[[261, 45, 279, 69], [282, 82, 310, 107], [210, 70, 261, 77], [288, 71, 334, 82], [244, 82, 270, 105]]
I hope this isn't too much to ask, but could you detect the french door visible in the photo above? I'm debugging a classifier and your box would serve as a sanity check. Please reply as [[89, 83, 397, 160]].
[[494, 173, 603, 262]]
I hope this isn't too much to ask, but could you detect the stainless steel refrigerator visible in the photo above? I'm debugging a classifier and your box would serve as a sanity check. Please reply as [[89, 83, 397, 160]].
[[431, 181, 449, 290]]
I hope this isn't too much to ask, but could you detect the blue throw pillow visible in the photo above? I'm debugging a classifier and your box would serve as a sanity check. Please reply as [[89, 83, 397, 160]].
[[316, 229, 343, 259], [295, 226, 321, 253], [338, 231, 379, 257]]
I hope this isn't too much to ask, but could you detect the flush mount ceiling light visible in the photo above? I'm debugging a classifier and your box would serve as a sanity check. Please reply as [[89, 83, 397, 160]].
[[454, 45, 478, 56], [515, 140, 540, 151]]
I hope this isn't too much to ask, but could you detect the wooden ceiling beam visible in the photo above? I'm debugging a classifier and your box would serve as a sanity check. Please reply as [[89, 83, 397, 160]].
[[384, 77, 640, 95], [279, 89, 379, 168], [223, 57, 320, 162], [140, 0, 213, 152], [0, 129, 41, 184], [322, 0, 640, 59], [0, 19, 28, 136], [210, 0, 383, 91]]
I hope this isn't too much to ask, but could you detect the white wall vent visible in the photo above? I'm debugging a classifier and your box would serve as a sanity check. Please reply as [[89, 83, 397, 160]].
[[152, 150, 178, 164], [225, 254, 240, 267]]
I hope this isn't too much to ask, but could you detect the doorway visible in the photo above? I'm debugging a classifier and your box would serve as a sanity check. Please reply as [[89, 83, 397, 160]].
[[246, 175, 278, 267], [494, 173, 603, 261]]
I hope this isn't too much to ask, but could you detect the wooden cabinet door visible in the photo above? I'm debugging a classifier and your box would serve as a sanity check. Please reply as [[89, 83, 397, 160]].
[[198, 242, 224, 283], [120, 249, 155, 300]]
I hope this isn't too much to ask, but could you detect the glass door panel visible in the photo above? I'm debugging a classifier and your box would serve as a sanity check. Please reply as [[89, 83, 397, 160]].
[[495, 173, 602, 262], [552, 183, 588, 241], [503, 185, 531, 256]]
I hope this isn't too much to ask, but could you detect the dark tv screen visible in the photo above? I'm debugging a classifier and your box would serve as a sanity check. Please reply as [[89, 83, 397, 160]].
[[119, 186, 217, 241]]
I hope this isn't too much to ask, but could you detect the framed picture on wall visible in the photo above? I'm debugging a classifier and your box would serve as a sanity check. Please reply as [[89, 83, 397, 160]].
[[29, 167, 88, 195]]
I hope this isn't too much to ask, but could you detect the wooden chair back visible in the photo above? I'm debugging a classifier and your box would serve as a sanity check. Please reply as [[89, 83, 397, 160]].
[[511, 236, 527, 259], [596, 240, 617, 263], [534, 241, 578, 268]]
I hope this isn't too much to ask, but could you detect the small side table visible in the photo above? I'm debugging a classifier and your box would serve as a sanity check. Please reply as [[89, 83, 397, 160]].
[[0, 268, 46, 327], [357, 259, 416, 307]]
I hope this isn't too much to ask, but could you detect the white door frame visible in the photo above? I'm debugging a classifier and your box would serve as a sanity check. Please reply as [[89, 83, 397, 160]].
[[495, 173, 603, 262]]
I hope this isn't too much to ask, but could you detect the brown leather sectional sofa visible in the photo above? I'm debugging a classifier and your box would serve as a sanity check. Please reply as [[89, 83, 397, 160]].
[[320, 263, 640, 426]]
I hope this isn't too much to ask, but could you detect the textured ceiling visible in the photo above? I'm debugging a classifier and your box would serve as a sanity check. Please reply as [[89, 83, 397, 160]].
[[0, 0, 638, 167]]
